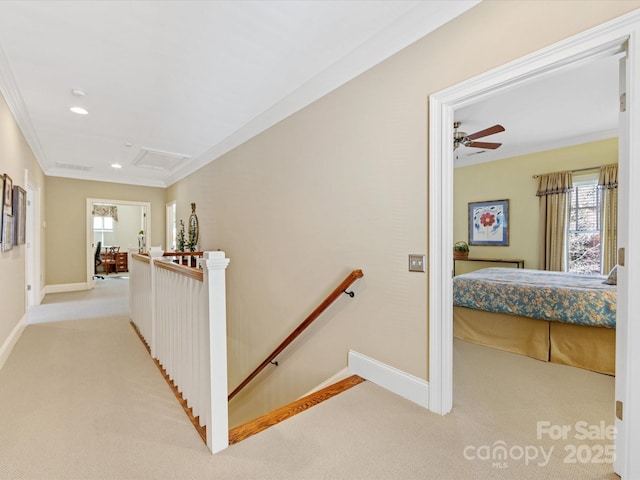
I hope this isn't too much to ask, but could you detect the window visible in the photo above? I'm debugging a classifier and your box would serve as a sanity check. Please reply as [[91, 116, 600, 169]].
[[93, 216, 114, 231], [93, 216, 114, 246], [568, 175, 600, 274]]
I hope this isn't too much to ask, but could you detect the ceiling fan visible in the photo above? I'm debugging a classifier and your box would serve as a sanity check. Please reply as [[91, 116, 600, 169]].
[[453, 121, 505, 150]]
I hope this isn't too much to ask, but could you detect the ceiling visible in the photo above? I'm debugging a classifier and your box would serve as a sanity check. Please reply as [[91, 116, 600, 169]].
[[0, 0, 479, 187], [454, 53, 620, 167]]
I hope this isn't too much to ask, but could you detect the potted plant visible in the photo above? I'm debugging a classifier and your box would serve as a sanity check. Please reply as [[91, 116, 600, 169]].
[[454, 241, 469, 259], [176, 220, 186, 252], [138, 230, 145, 253]]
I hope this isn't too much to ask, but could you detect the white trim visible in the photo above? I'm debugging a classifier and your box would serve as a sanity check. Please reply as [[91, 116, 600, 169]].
[[44, 283, 88, 295], [455, 129, 618, 169], [163, 1, 481, 187], [0, 313, 27, 371], [0, 44, 49, 174], [429, 9, 640, 478], [165, 200, 177, 252], [26, 176, 42, 307], [348, 350, 429, 408]]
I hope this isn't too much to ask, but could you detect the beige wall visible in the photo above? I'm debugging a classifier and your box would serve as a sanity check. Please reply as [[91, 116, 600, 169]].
[[0, 93, 46, 348], [167, 2, 640, 425], [44, 177, 165, 286], [454, 138, 618, 275]]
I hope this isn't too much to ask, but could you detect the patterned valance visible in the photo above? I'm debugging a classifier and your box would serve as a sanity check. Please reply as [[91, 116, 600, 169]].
[[536, 171, 573, 196], [598, 163, 618, 190], [92, 205, 118, 221]]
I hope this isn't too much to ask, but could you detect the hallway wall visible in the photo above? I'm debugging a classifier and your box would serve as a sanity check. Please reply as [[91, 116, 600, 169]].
[[44, 177, 165, 286], [0, 92, 46, 357]]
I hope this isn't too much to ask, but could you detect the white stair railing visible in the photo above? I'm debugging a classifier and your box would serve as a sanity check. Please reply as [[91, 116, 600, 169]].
[[129, 251, 230, 454]]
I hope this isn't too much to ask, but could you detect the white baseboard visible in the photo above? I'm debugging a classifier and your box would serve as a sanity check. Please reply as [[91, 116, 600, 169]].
[[348, 350, 429, 409], [0, 313, 27, 372], [44, 282, 89, 294]]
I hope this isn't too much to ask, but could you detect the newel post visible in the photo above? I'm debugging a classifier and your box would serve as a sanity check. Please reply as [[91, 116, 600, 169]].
[[203, 250, 230, 453]]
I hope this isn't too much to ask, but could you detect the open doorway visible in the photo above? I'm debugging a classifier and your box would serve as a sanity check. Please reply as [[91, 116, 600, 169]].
[[429, 12, 640, 477], [86, 198, 151, 287]]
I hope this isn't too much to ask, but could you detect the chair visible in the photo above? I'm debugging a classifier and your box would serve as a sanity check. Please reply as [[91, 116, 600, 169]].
[[93, 241, 104, 280], [102, 246, 117, 275]]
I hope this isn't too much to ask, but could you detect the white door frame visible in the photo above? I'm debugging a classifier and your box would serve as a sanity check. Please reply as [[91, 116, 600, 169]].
[[86, 198, 151, 288], [26, 174, 42, 307], [428, 10, 640, 478], [166, 200, 176, 252]]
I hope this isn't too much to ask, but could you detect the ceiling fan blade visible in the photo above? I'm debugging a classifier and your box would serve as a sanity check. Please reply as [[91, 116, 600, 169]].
[[466, 124, 505, 141], [467, 141, 502, 150]]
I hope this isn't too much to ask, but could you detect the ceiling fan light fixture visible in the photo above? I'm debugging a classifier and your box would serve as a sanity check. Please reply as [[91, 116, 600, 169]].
[[453, 121, 504, 151], [70, 106, 88, 115]]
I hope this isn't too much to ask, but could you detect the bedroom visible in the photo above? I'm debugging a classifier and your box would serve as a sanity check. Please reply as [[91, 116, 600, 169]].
[[451, 53, 619, 388]]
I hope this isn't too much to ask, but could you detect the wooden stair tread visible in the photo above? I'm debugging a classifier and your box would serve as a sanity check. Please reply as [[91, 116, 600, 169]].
[[229, 374, 365, 445]]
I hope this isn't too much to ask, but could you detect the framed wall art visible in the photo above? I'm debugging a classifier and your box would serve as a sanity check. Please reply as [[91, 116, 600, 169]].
[[13, 185, 26, 245], [468, 199, 509, 246], [2, 174, 13, 214], [1, 211, 13, 252]]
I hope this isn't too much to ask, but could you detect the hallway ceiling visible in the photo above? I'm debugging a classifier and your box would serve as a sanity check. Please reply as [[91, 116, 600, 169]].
[[0, 0, 479, 187]]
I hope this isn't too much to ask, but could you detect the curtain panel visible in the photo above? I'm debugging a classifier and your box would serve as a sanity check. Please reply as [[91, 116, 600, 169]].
[[599, 163, 618, 274], [537, 171, 573, 271], [92, 205, 118, 221]]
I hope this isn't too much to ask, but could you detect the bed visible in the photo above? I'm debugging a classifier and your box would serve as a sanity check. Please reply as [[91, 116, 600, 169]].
[[453, 267, 616, 375]]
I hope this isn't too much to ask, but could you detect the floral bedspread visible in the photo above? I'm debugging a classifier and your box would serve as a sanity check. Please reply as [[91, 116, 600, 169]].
[[453, 268, 616, 328]]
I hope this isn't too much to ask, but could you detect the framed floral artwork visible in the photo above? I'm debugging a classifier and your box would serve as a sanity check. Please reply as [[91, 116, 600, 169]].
[[468, 199, 509, 246]]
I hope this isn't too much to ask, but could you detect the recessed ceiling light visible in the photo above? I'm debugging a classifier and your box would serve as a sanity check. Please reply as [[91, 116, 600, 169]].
[[70, 106, 88, 115], [71, 88, 86, 97], [111, 163, 122, 169]]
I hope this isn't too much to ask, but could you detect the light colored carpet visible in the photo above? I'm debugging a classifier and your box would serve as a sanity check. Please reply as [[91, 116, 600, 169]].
[[0, 281, 617, 479], [28, 277, 130, 324]]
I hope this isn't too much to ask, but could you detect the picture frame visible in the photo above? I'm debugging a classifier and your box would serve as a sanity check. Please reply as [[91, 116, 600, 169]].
[[468, 199, 509, 246], [13, 185, 26, 245], [1, 212, 14, 252], [3, 174, 13, 214]]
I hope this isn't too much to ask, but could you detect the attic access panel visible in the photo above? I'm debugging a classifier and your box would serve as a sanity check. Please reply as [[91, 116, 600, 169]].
[[133, 148, 191, 171]]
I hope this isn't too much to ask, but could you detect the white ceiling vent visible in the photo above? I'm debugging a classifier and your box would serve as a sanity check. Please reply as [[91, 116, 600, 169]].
[[55, 162, 92, 171], [133, 148, 191, 171]]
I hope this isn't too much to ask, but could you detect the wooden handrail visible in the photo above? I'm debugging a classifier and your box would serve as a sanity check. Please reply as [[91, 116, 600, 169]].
[[228, 269, 364, 401], [155, 259, 204, 282]]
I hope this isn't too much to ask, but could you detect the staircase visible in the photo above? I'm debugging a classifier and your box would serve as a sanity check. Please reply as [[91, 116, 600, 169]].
[[229, 375, 365, 444]]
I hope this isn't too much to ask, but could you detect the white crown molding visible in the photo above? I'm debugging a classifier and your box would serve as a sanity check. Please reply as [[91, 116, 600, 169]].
[[455, 128, 619, 168], [0, 43, 50, 173], [0, 1, 480, 188], [45, 169, 166, 188], [164, 0, 481, 186]]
